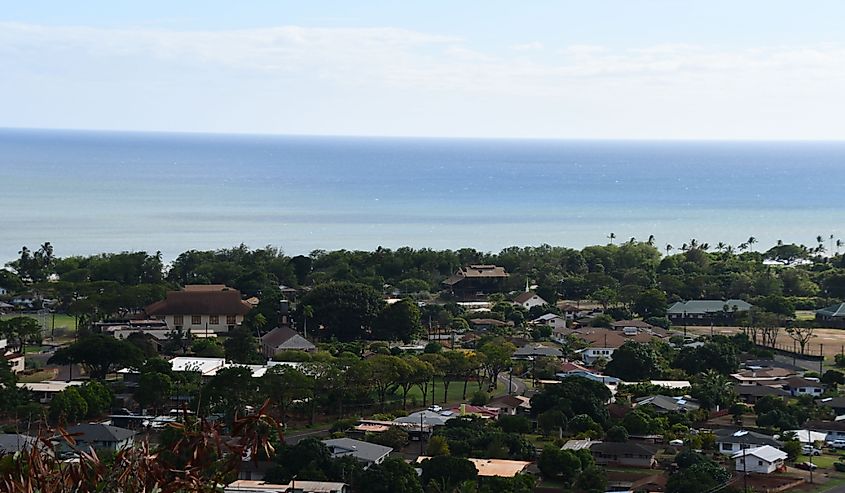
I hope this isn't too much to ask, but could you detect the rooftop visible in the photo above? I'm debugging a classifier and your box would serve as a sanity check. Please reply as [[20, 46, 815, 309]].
[[416, 457, 530, 477], [145, 285, 252, 316], [322, 438, 392, 463], [667, 299, 752, 315]]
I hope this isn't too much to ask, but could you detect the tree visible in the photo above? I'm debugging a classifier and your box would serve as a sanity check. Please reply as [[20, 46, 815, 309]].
[[78, 380, 113, 417], [260, 365, 313, 426], [666, 458, 730, 493], [633, 289, 667, 318], [359, 457, 423, 493], [373, 299, 422, 343], [822, 369, 845, 387], [498, 415, 532, 434], [301, 282, 384, 341], [426, 436, 450, 456], [48, 334, 144, 380], [49, 387, 88, 423], [604, 342, 660, 380], [420, 456, 478, 491], [786, 326, 815, 355], [575, 465, 607, 493], [366, 355, 408, 410], [605, 425, 629, 442], [537, 446, 581, 482], [223, 326, 264, 364], [369, 427, 409, 450], [478, 339, 516, 389], [691, 370, 736, 411], [0, 359, 30, 418], [134, 371, 173, 414], [0, 316, 43, 353], [537, 410, 567, 438], [202, 366, 259, 421]]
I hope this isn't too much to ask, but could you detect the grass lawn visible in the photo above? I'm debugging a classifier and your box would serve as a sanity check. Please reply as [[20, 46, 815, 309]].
[[1, 312, 77, 336], [18, 368, 58, 383], [797, 454, 840, 469], [400, 380, 481, 407]]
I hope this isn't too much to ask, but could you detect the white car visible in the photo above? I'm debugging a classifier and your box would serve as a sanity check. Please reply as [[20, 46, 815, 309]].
[[830, 440, 845, 449], [802, 445, 822, 456], [669, 439, 684, 446], [427, 405, 443, 412]]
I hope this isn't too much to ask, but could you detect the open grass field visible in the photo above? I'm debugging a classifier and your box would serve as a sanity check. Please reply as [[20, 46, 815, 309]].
[[1, 313, 77, 341], [684, 325, 845, 358], [398, 379, 485, 407]]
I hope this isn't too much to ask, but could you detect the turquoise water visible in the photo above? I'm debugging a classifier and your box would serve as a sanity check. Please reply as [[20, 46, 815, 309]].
[[1, 128, 843, 261]]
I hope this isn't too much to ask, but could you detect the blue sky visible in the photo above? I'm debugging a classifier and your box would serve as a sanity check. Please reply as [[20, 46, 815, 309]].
[[3, 1, 845, 139]]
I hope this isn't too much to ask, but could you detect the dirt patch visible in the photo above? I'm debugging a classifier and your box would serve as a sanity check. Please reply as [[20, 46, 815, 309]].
[[685, 326, 845, 358]]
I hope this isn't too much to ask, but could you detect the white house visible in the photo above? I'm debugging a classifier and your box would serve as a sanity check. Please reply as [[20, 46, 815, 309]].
[[322, 438, 391, 468], [144, 285, 252, 334], [532, 313, 567, 330], [732, 445, 787, 474], [512, 291, 548, 309], [783, 377, 824, 397], [2, 338, 25, 374], [715, 429, 782, 455]]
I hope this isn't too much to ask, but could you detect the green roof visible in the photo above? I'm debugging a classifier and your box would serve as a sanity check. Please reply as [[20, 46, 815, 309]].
[[667, 299, 751, 315], [817, 303, 845, 318]]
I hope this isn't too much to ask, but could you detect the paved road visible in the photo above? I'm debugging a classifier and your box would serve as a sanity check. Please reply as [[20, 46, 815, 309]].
[[284, 426, 331, 445], [498, 372, 527, 396], [772, 352, 824, 373]]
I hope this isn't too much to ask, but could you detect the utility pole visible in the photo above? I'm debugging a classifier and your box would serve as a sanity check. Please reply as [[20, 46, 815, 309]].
[[420, 412, 425, 456]]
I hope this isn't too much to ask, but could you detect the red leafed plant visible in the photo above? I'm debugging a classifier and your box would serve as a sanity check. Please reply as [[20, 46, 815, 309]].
[[0, 400, 280, 493]]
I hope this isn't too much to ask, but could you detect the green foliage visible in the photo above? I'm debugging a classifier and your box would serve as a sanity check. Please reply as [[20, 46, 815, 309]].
[[568, 414, 603, 437], [49, 386, 88, 423], [302, 281, 384, 341], [367, 427, 409, 450], [782, 439, 802, 460], [0, 359, 30, 418], [691, 370, 737, 411], [424, 342, 443, 353], [223, 326, 264, 364], [358, 457, 422, 493], [135, 372, 174, 413], [373, 298, 422, 343], [537, 446, 582, 482], [674, 340, 739, 375], [434, 416, 534, 460], [202, 366, 259, 421], [574, 465, 607, 493], [273, 349, 313, 362], [604, 341, 661, 380], [470, 391, 489, 406], [633, 288, 668, 318], [420, 456, 478, 490], [666, 455, 730, 493], [191, 338, 225, 358], [531, 377, 612, 426], [426, 435, 451, 456], [48, 334, 144, 380], [497, 415, 532, 434], [605, 425, 629, 442]]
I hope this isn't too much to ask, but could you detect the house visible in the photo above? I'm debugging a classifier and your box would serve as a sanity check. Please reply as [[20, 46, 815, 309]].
[[667, 299, 752, 325], [487, 395, 531, 416], [532, 313, 567, 330], [783, 377, 824, 397], [558, 303, 584, 321], [562, 439, 601, 451], [1, 338, 24, 374], [394, 410, 456, 428], [0, 433, 39, 455], [322, 438, 391, 468], [635, 395, 700, 414], [451, 404, 499, 420], [820, 397, 845, 415], [260, 326, 315, 357], [816, 303, 845, 328], [18, 380, 84, 404], [144, 285, 253, 333], [731, 367, 796, 385], [589, 441, 658, 468], [714, 429, 782, 455], [805, 420, 845, 443], [732, 445, 787, 474], [512, 291, 548, 309], [610, 320, 656, 332], [574, 328, 664, 365], [512, 343, 563, 360], [735, 384, 790, 404], [442, 265, 509, 300], [225, 480, 349, 493], [58, 424, 136, 455]]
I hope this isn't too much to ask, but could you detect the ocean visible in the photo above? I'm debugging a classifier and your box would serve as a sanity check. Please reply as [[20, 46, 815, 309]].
[[1, 128, 843, 262]]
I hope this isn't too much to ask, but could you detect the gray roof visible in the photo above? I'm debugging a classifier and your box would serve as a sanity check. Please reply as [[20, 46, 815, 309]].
[[65, 424, 136, 443], [513, 344, 563, 358], [0, 433, 38, 454], [261, 326, 315, 351], [322, 438, 392, 464], [395, 410, 455, 427], [667, 299, 752, 315], [590, 441, 657, 457], [714, 429, 782, 447], [635, 395, 700, 412], [817, 303, 845, 318], [734, 384, 790, 398]]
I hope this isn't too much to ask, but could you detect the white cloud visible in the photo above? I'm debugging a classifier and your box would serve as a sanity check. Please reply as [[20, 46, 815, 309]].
[[2, 22, 845, 138]]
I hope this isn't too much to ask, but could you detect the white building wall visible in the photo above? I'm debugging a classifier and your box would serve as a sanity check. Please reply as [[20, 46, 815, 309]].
[[734, 456, 780, 474], [162, 314, 243, 333]]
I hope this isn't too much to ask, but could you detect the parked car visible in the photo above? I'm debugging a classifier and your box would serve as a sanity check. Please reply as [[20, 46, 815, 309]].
[[802, 445, 822, 456], [830, 440, 845, 449], [795, 462, 818, 471], [428, 405, 443, 412]]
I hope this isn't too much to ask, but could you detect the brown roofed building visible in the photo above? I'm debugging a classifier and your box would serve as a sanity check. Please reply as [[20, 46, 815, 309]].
[[260, 326, 316, 357], [145, 285, 252, 334], [443, 265, 509, 300]]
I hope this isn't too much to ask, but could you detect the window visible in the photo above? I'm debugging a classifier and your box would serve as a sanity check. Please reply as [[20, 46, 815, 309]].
[[191, 315, 201, 325], [174, 315, 183, 325], [722, 443, 732, 451], [227, 315, 236, 325], [210, 315, 219, 325], [758, 460, 763, 466]]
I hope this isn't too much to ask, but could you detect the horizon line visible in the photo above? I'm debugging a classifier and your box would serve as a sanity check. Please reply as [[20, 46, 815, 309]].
[[3, 125, 845, 144]]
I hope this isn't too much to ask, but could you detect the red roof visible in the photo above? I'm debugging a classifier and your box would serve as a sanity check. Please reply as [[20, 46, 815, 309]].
[[145, 285, 252, 316]]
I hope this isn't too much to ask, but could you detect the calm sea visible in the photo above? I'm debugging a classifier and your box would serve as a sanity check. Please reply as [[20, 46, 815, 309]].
[[1, 128, 843, 262]]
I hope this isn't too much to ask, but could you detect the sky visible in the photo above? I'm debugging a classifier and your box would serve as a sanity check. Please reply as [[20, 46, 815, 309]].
[[3, 1, 845, 139]]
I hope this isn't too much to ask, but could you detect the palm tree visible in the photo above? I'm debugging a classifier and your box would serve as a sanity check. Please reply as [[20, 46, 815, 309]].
[[716, 242, 726, 252], [680, 243, 689, 252], [628, 237, 636, 245], [607, 233, 616, 245], [738, 242, 748, 252], [777, 239, 784, 247], [700, 242, 710, 251], [689, 239, 699, 250], [647, 235, 655, 246], [837, 239, 843, 254], [665, 244, 673, 256], [747, 237, 757, 251], [302, 305, 314, 339]]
